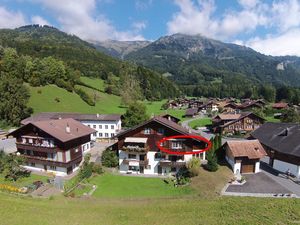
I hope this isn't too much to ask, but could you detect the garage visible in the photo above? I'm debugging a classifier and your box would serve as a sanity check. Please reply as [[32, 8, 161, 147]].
[[224, 140, 267, 174], [241, 160, 255, 173]]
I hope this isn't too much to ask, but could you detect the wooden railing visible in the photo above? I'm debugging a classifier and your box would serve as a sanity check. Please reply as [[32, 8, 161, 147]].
[[121, 145, 150, 153], [122, 158, 149, 166], [159, 160, 186, 167], [16, 143, 57, 153]]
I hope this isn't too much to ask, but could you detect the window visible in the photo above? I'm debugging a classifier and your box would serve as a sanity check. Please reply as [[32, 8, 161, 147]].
[[111, 133, 114, 137], [128, 154, 136, 159], [171, 167, 177, 172], [171, 141, 182, 149], [75, 148, 79, 153], [158, 128, 164, 135], [155, 152, 165, 159], [105, 133, 109, 137], [146, 165, 151, 169], [144, 128, 151, 134], [105, 125, 108, 129], [111, 125, 114, 129], [50, 166, 56, 170], [129, 166, 139, 171], [93, 125, 96, 129], [93, 132, 96, 137], [87, 125, 90, 127], [98, 133, 103, 137], [99, 125, 102, 129], [28, 138, 33, 144], [30, 163, 35, 167]]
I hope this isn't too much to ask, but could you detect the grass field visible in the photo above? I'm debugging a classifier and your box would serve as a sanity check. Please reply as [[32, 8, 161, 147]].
[[188, 117, 212, 129], [1, 166, 300, 224], [80, 76, 105, 92], [84, 173, 193, 198], [0, 174, 49, 187], [265, 116, 281, 123]]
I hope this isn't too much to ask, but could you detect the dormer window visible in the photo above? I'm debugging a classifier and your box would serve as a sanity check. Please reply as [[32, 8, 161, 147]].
[[144, 128, 151, 135], [158, 128, 165, 135]]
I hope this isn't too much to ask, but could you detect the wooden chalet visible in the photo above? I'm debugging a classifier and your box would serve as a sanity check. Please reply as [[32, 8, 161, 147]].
[[9, 118, 95, 175], [212, 112, 265, 134], [272, 102, 289, 110], [115, 116, 208, 175]]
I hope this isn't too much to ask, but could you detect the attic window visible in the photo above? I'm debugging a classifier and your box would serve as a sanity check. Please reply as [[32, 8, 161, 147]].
[[278, 128, 289, 136]]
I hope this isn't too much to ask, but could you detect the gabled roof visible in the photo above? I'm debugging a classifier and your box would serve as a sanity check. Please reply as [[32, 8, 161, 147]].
[[272, 102, 289, 108], [160, 113, 181, 123], [117, 116, 197, 138], [226, 140, 266, 159], [219, 112, 265, 128], [185, 108, 198, 116], [21, 112, 121, 125], [215, 113, 241, 120], [251, 122, 300, 157], [10, 118, 95, 143]]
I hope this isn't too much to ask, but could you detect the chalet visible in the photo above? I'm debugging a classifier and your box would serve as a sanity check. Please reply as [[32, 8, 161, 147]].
[[8, 118, 95, 176], [115, 116, 209, 175], [237, 100, 264, 111], [21, 112, 122, 142], [198, 101, 219, 113], [272, 102, 289, 110], [185, 108, 199, 117], [160, 114, 181, 124], [224, 140, 266, 174], [251, 123, 300, 178], [222, 103, 239, 113], [212, 112, 265, 134]]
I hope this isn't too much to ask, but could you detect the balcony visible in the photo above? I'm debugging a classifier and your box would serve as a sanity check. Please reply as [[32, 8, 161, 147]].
[[122, 158, 149, 166], [24, 155, 82, 168], [16, 142, 56, 153], [159, 160, 186, 168], [121, 145, 150, 153]]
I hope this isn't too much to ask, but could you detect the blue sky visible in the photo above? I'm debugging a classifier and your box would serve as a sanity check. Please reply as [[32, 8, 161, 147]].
[[1, 0, 300, 56]]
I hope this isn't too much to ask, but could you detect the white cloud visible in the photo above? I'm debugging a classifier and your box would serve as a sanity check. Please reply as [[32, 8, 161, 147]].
[[246, 28, 300, 56], [0, 6, 26, 28], [34, 0, 144, 41], [132, 21, 147, 31], [167, 0, 269, 39], [31, 15, 50, 26], [135, 0, 153, 10]]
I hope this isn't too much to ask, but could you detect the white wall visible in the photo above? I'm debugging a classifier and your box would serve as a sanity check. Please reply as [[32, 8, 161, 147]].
[[260, 156, 270, 164], [255, 161, 260, 173], [273, 159, 300, 177], [225, 155, 241, 174]]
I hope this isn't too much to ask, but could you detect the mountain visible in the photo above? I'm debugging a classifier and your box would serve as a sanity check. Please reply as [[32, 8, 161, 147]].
[[92, 40, 151, 59], [0, 25, 180, 100], [125, 33, 300, 88]]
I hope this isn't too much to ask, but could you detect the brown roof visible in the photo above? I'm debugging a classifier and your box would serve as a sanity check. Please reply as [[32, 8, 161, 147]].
[[11, 118, 95, 143], [216, 113, 241, 120], [21, 112, 121, 125], [272, 102, 289, 108], [226, 140, 266, 159], [185, 108, 198, 116]]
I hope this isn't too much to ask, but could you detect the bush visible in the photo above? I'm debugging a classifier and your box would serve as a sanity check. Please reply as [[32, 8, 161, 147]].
[[91, 163, 104, 174], [55, 78, 73, 92], [74, 87, 95, 106], [37, 89, 42, 94], [186, 157, 201, 177], [101, 149, 118, 167], [205, 151, 218, 172], [54, 97, 60, 102], [78, 154, 93, 180]]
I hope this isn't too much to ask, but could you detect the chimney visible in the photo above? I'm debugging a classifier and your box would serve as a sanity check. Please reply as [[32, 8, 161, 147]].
[[66, 123, 70, 133], [168, 116, 171, 121]]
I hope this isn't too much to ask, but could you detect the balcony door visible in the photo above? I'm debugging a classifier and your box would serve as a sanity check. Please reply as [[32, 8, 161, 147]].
[[139, 166, 144, 174]]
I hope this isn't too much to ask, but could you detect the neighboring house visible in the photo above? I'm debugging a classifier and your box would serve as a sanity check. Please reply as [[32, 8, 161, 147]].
[[114, 116, 209, 175], [160, 114, 181, 124], [222, 103, 239, 113], [237, 100, 264, 111], [212, 112, 265, 134], [224, 140, 266, 174], [0, 129, 7, 140], [21, 112, 122, 142], [251, 122, 300, 178], [198, 101, 219, 113], [8, 118, 95, 176], [185, 108, 199, 117], [272, 102, 289, 110]]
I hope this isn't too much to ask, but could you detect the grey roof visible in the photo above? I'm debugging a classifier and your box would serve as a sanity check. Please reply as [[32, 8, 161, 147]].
[[185, 108, 198, 116], [21, 112, 121, 125], [0, 138, 17, 154], [251, 122, 300, 157]]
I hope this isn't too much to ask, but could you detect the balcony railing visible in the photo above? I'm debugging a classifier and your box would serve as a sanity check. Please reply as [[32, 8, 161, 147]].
[[24, 155, 82, 168], [121, 145, 150, 153], [16, 143, 57, 153], [122, 158, 149, 166], [159, 160, 186, 168]]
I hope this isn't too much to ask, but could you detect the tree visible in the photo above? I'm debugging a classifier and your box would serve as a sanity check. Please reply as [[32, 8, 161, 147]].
[[101, 149, 118, 167], [205, 150, 218, 172], [120, 74, 143, 106], [77, 153, 93, 180], [1, 153, 30, 181], [122, 102, 149, 127], [281, 108, 300, 123]]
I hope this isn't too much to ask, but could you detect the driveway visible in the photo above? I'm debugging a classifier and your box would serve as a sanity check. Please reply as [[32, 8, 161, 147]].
[[225, 172, 291, 194], [89, 141, 115, 163]]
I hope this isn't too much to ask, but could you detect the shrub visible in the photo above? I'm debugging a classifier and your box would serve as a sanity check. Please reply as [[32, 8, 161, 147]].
[[78, 154, 93, 180], [74, 87, 95, 106], [101, 149, 118, 167], [91, 163, 104, 174], [205, 150, 218, 172], [186, 157, 201, 177], [37, 89, 42, 94], [55, 78, 73, 92], [54, 97, 60, 103]]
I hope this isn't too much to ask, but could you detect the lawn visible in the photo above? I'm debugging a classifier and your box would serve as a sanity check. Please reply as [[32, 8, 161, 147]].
[[265, 116, 281, 123], [80, 76, 105, 92], [188, 117, 212, 128], [86, 173, 193, 198], [0, 174, 49, 188]]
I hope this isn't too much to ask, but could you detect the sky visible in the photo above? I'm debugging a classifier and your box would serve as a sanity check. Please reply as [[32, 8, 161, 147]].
[[1, 0, 300, 56]]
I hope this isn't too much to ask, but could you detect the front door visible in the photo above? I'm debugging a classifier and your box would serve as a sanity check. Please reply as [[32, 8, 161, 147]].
[[44, 165, 47, 171], [157, 165, 162, 174], [139, 166, 144, 174]]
